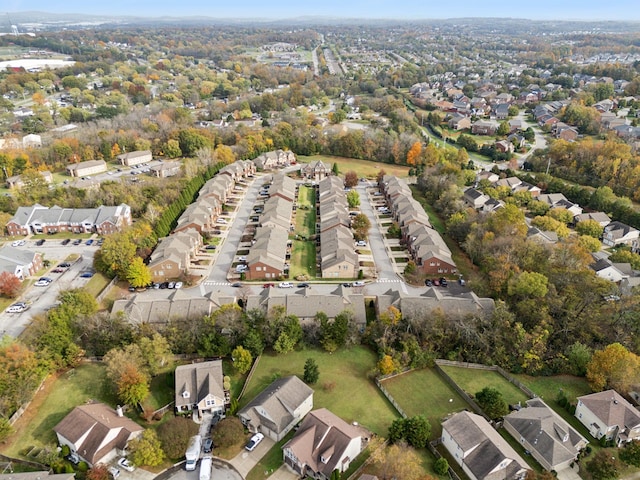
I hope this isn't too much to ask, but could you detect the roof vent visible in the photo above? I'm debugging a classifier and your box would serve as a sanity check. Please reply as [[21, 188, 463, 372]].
[[183, 391, 190, 399]]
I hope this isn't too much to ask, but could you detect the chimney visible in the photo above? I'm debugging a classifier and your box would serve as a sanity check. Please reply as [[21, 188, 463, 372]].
[[116, 405, 124, 417]]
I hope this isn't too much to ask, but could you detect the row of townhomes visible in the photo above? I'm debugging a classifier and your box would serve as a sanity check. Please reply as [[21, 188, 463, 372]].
[[381, 176, 457, 275], [6, 203, 132, 236], [318, 176, 359, 279], [148, 159, 256, 282], [245, 173, 296, 280]]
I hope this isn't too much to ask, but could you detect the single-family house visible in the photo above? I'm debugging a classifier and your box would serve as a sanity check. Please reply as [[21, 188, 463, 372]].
[[495, 140, 514, 154], [442, 411, 530, 480], [301, 160, 331, 181], [576, 390, 640, 446], [503, 398, 588, 472], [603, 221, 640, 249], [283, 408, 365, 479], [472, 120, 499, 136], [537, 194, 583, 216], [448, 113, 471, 131], [117, 150, 152, 167], [574, 212, 611, 228], [174, 360, 228, 417], [66, 160, 107, 177], [0, 472, 74, 480], [238, 376, 314, 441], [53, 403, 143, 466], [590, 258, 630, 283]]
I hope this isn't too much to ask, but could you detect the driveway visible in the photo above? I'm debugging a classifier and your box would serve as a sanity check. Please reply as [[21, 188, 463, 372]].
[[229, 436, 275, 477], [556, 465, 582, 480], [159, 460, 242, 480]]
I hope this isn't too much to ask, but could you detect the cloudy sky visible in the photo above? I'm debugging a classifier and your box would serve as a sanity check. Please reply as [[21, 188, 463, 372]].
[[4, 0, 640, 20]]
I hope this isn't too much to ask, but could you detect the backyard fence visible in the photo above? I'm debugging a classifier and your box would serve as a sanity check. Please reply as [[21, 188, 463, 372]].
[[238, 355, 261, 401], [433, 361, 491, 422], [375, 378, 408, 419], [428, 439, 463, 480]]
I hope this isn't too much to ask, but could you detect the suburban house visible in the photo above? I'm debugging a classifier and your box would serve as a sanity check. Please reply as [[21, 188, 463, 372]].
[[442, 411, 530, 480], [150, 161, 182, 178], [66, 160, 107, 177], [246, 225, 290, 280], [575, 390, 640, 446], [253, 149, 296, 170], [238, 376, 314, 441], [527, 227, 559, 245], [495, 140, 514, 154], [463, 187, 490, 209], [537, 193, 583, 216], [53, 403, 143, 466], [602, 221, 639, 249], [269, 173, 298, 203], [574, 212, 611, 228], [6, 170, 53, 189], [174, 360, 228, 417], [590, 258, 630, 283], [472, 120, 499, 136], [448, 113, 471, 130], [6, 204, 132, 236], [173, 196, 221, 234], [116, 150, 152, 167], [503, 398, 588, 472], [22, 133, 42, 148], [283, 408, 365, 479], [301, 160, 331, 181], [0, 245, 43, 280]]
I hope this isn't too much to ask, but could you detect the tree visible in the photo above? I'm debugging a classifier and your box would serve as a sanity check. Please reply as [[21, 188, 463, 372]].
[[586, 343, 640, 392], [0, 271, 21, 298], [475, 387, 508, 419], [95, 232, 137, 278], [406, 142, 422, 166], [138, 333, 172, 376], [232, 346, 253, 374], [157, 417, 199, 459], [117, 363, 149, 405], [369, 439, 425, 480], [351, 213, 371, 240], [388, 415, 431, 448], [586, 450, 620, 480], [332, 162, 339, 175], [0, 417, 13, 442], [378, 354, 397, 375], [86, 464, 110, 480], [346, 189, 360, 208], [129, 429, 165, 467], [497, 121, 510, 136], [566, 342, 592, 376], [303, 358, 320, 384], [165, 139, 182, 158], [211, 417, 245, 448], [433, 458, 449, 476], [507, 271, 549, 299], [126, 257, 152, 288], [344, 171, 358, 187], [620, 440, 640, 467]]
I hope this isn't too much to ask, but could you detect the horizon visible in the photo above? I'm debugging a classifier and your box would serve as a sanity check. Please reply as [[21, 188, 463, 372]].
[[4, 0, 640, 22]]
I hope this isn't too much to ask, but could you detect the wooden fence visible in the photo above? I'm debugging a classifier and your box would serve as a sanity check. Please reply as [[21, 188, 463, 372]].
[[237, 355, 261, 401]]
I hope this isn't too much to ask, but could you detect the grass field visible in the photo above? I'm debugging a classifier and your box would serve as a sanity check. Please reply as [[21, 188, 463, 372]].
[[380, 368, 468, 436], [1, 363, 119, 458], [239, 346, 398, 436], [298, 155, 411, 179], [288, 240, 316, 279], [440, 366, 529, 406], [84, 272, 111, 298]]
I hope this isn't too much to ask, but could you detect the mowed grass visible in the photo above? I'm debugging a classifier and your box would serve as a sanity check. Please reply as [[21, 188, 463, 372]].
[[289, 240, 316, 278], [2, 363, 118, 458], [239, 347, 399, 436], [84, 272, 111, 299], [294, 185, 316, 237], [298, 155, 411, 179], [380, 369, 468, 437], [439, 366, 529, 406]]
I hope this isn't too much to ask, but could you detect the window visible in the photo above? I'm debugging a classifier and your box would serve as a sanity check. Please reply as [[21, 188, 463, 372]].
[[256, 266, 262, 271]]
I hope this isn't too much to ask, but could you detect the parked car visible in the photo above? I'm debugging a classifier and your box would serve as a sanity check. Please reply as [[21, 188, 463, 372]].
[[174, 281, 183, 289], [356, 241, 367, 247], [6, 302, 27, 313], [235, 264, 248, 273], [278, 282, 293, 288], [203, 438, 214, 454], [352, 281, 365, 287], [439, 277, 448, 287], [167, 282, 176, 289], [73, 239, 82, 245], [263, 283, 275, 288], [432, 279, 440, 286], [205, 245, 216, 250], [245, 433, 264, 452], [342, 283, 352, 287], [61, 239, 71, 245], [34, 278, 52, 287], [35, 239, 45, 246], [80, 271, 94, 278], [108, 467, 120, 479], [425, 279, 433, 287], [58, 262, 71, 268], [117, 458, 135, 473], [86, 239, 94, 246], [51, 268, 64, 273], [159, 282, 169, 289], [297, 282, 310, 288], [231, 282, 242, 288], [217, 218, 227, 224], [238, 256, 247, 262]]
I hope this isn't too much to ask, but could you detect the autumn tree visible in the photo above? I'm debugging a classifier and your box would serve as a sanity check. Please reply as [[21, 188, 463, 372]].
[[351, 213, 371, 240], [211, 417, 245, 449], [129, 429, 165, 467], [126, 257, 152, 288], [157, 417, 199, 459], [232, 345, 252, 374], [586, 450, 620, 480], [369, 439, 426, 480], [586, 343, 640, 392], [620, 440, 640, 467], [117, 363, 149, 405], [507, 271, 549, 299], [475, 387, 508, 419], [0, 340, 45, 421], [86, 464, 110, 480], [377, 354, 397, 375], [344, 171, 358, 187], [406, 141, 422, 166], [0, 271, 21, 298]]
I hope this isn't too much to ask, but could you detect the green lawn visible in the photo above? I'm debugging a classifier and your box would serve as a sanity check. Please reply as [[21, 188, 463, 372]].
[[288, 240, 316, 279], [84, 272, 111, 298], [298, 155, 411, 179], [2, 363, 119, 458], [143, 368, 175, 411], [380, 368, 468, 437], [239, 346, 399, 436], [439, 366, 529, 406]]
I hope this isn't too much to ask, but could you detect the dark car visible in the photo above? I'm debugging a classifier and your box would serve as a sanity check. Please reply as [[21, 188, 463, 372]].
[[35, 239, 45, 246], [51, 268, 64, 273], [203, 438, 213, 454], [159, 282, 169, 289], [231, 282, 243, 288], [205, 245, 216, 250], [297, 282, 310, 288], [73, 239, 82, 245], [342, 283, 352, 287], [58, 262, 71, 268], [61, 239, 71, 245], [80, 271, 94, 278], [425, 279, 433, 287], [86, 239, 94, 246], [439, 277, 448, 287]]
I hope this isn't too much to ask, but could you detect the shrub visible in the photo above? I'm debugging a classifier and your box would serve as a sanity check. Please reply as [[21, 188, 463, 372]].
[[434, 458, 449, 475], [212, 417, 245, 449]]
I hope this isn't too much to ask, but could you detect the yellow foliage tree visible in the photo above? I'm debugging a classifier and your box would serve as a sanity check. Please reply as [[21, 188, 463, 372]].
[[586, 343, 640, 392], [406, 141, 422, 166]]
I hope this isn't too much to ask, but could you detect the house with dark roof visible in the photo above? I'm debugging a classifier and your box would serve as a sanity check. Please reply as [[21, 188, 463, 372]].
[[238, 376, 313, 441], [0, 245, 42, 280], [590, 258, 630, 283], [283, 408, 364, 479], [463, 187, 490, 209], [53, 403, 143, 466], [503, 398, 588, 471], [442, 411, 530, 480], [576, 390, 640, 446], [603, 221, 639, 250], [174, 360, 228, 417]]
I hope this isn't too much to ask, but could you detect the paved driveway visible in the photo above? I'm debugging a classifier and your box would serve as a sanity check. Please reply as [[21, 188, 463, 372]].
[[229, 436, 275, 477], [556, 465, 582, 480]]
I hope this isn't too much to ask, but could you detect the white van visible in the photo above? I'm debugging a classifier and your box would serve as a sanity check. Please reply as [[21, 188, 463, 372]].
[[199, 456, 212, 480]]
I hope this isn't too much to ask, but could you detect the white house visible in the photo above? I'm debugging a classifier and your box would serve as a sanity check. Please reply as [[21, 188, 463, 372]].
[[576, 390, 640, 446]]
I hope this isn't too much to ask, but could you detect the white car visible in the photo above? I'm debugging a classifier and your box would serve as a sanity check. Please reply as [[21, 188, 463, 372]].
[[235, 265, 248, 273], [117, 458, 135, 472], [245, 433, 264, 452], [356, 241, 367, 247], [278, 282, 293, 288], [352, 281, 366, 287], [108, 467, 120, 479], [217, 218, 228, 224], [34, 279, 51, 287], [238, 256, 247, 262], [174, 281, 183, 289], [11, 240, 26, 247], [6, 302, 27, 313]]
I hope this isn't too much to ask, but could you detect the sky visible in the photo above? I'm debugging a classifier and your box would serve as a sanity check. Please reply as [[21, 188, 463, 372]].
[[4, 0, 640, 21]]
